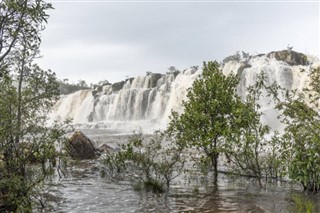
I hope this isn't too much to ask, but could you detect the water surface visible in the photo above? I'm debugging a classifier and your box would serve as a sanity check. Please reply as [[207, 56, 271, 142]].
[[45, 132, 320, 213]]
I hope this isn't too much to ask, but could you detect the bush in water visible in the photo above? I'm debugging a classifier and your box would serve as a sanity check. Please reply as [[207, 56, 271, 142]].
[[101, 131, 185, 193]]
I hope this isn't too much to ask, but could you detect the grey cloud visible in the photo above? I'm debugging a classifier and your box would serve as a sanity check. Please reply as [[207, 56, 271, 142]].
[[39, 2, 319, 83]]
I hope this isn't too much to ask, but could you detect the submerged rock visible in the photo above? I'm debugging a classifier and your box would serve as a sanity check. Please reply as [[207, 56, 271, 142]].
[[96, 144, 120, 157], [99, 144, 114, 153], [267, 50, 308, 66], [67, 131, 97, 160]]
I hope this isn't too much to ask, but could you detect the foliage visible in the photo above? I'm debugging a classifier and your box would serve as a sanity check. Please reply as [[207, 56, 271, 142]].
[[225, 73, 285, 185], [166, 66, 180, 76], [309, 67, 320, 97], [291, 194, 315, 213], [101, 131, 185, 193], [0, 61, 67, 211], [167, 61, 243, 183], [58, 79, 91, 95], [0, 0, 52, 74], [0, 1, 68, 211], [167, 66, 178, 73], [269, 67, 320, 193], [281, 98, 320, 192], [0, 70, 68, 211]]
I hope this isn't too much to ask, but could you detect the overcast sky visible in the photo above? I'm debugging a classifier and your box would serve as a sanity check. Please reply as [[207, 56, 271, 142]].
[[39, 1, 320, 84]]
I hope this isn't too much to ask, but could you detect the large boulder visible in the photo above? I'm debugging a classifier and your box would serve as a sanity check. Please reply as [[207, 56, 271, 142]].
[[267, 50, 309, 66], [67, 131, 97, 160]]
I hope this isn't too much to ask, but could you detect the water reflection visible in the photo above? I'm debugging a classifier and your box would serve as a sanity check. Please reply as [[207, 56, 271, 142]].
[[42, 131, 320, 213]]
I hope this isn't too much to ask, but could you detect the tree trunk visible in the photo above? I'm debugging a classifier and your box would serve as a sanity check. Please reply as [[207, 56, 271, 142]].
[[15, 35, 27, 145], [211, 152, 219, 184]]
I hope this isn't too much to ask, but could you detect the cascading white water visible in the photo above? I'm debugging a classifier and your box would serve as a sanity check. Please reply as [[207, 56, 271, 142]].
[[52, 90, 94, 124], [50, 51, 319, 133], [222, 55, 317, 131], [50, 69, 201, 132]]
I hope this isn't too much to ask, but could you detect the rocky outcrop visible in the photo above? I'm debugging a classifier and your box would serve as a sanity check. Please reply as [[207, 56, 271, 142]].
[[112, 81, 126, 92], [237, 61, 252, 76], [149, 73, 163, 88], [67, 131, 97, 160], [267, 50, 308, 66]]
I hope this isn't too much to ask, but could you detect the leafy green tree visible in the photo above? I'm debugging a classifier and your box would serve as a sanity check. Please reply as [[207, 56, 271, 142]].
[[101, 131, 185, 193], [0, 1, 68, 211], [225, 74, 284, 186], [271, 67, 320, 193], [77, 79, 88, 87], [167, 61, 243, 183], [309, 67, 320, 98], [58, 79, 91, 95], [0, 0, 52, 73], [0, 38, 66, 212]]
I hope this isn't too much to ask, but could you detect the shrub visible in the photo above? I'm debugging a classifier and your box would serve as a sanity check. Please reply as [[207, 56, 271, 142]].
[[101, 131, 185, 193]]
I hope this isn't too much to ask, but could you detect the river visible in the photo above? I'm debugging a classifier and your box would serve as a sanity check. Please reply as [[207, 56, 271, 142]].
[[41, 129, 320, 213]]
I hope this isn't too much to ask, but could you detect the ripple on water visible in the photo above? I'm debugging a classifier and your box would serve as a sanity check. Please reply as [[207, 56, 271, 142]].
[[43, 136, 320, 213]]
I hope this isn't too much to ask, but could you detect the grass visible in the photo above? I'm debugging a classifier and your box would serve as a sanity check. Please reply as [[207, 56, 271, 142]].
[[291, 194, 315, 213]]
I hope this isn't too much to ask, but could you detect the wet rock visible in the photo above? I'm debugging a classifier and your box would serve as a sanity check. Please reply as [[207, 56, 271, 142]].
[[237, 61, 252, 76], [149, 73, 163, 88], [99, 144, 114, 153], [267, 50, 309, 66], [67, 131, 97, 160], [97, 144, 120, 155], [112, 81, 125, 92], [255, 53, 265, 58]]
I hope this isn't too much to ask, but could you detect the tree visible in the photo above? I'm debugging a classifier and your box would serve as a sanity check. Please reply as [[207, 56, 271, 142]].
[[0, 1, 68, 211], [0, 0, 52, 74], [101, 131, 185, 193], [166, 66, 180, 76], [309, 67, 320, 97], [272, 67, 320, 193], [225, 73, 284, 186], [77, 79, 88, 87], [59, 79, 91, 95], [0, 69, 67, 212], [167, 66, 178, 73], [167, 61, 243, 183]]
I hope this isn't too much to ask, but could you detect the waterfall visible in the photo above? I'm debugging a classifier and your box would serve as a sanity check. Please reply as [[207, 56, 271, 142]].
[[50, 51, 319, 133], [50, 70, 201, 132], [222, 54, 317, 131]]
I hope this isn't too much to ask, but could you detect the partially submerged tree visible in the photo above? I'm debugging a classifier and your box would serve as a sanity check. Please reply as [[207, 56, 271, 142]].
[[0, 1, 68, 211], [167, 61, 243, 183], [273, 67, 320, 193], [101, 131, 185, 193], [225, 73, 284, 185]]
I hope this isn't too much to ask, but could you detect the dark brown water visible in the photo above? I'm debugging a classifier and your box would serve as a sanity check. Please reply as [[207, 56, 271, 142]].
[[44, 130, 320, 213]]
